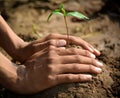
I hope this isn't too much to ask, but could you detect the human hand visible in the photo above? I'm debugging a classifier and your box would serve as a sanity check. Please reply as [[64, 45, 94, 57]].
[[15, 33, 100, 63], [16, 39, 103, 94]]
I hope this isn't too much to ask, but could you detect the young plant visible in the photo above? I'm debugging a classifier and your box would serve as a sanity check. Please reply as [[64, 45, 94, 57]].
[[47, 4, 89, 45]]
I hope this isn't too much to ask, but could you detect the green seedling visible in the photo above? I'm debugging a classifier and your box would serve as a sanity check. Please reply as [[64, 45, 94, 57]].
[[47, 4, 89, 45]]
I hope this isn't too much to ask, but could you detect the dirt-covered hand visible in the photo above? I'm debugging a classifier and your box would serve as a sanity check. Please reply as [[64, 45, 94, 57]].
[[16, 39, 103, 94], [16, 34, 100, 62]]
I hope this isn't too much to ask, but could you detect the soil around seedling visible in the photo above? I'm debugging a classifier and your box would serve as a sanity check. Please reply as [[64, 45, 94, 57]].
[[0, 0, 120, 98]]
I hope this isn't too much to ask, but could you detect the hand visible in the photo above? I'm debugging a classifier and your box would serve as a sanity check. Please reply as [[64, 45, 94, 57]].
[[16, 39, 103, 94], [14, 33, 100, 62]]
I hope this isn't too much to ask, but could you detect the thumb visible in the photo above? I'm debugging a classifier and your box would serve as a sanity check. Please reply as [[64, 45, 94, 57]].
[[56, 40, 67, 47]]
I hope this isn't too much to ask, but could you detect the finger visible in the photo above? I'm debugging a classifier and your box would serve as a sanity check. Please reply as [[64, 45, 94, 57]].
[[56, 74, 92, 84], [59, 55, 103, 67], [45, 33, 101, 56], [32, 39, 66, 52], [57, 64, 102, 74], [56, 48, 96, 58], [88, 45, 101, 56], [58, 47, 66, 50], [69, 37, 100, 56]]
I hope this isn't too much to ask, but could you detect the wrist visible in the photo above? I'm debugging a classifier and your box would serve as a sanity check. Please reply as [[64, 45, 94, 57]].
[[0, 15, 28, 62], [0, 53, 27, 94], [0, 52, 19, 92], [4, 64, 29, 94], [11, 41, 29, 62]]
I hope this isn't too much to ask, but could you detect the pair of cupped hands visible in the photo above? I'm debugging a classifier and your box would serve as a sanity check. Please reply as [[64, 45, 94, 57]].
[[13, 33, 103, 94]]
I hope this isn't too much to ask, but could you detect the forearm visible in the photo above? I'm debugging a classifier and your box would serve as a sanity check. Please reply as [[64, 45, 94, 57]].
[[0, 52, 18, 90], [0, 52, 28, 94], [0, 15, 26, 59]]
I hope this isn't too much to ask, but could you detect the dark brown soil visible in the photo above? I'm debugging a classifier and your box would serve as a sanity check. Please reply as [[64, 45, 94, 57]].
[[0, 0, 120, 98]]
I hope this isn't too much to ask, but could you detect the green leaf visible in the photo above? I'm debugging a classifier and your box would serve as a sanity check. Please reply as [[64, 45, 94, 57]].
[[54, 9, 60, 12], [47, 11, 63, 22], [59, 4, 66, 16], [59, 4, 64, 9], [67, 12, 89, 20], [53, 11, 64, 16]]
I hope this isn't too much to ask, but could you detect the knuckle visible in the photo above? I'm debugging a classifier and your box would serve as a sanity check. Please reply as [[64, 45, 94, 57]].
[[48, 47, 57, 54], [70, 48, 77, 54], [47, 75, 56, 85], [48, 39, 55, 45], [48, 45, 54, 51], [47, 34, 56, 39], [75, 55, 82, 62], [56, 48, 61, 53], [47, 65, 55, 73], [78, 74, 90, 81], [66, 74, 74, 81], [89, 65, 94, 72], [48, 49, 59, 62], [48, 56, 56, 63], [84, 50, 90, 56], [72, 64, 78, 70], [47, 75, 52, 80], [78, 74, 83, 81]]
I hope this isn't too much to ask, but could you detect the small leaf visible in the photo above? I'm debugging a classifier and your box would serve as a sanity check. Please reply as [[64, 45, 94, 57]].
[[67, 12, 89, 20], [53, 11, 64, 16], [47, 11, 63, 22], [59, 4, 64, 9], [54, 9, 60, 12], [61, 8, 66, 16], [59, 4, 67, 16], [47, 13, 53, 22]]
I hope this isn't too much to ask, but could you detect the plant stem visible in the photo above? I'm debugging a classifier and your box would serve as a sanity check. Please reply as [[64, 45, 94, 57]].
[[64, 16, 69, 46]]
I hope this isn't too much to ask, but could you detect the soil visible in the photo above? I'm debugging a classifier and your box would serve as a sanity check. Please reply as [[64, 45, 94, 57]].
[[0, 0, 120, 98]]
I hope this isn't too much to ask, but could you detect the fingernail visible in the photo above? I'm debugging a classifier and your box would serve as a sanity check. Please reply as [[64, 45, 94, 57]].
[[96, 61, 103, 67], [95, 67, 102, 73], [57, 40, 66, 46], [90, 53, 96, 58], [86, 75, 92, 79], [94, 49, 100, 55]]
